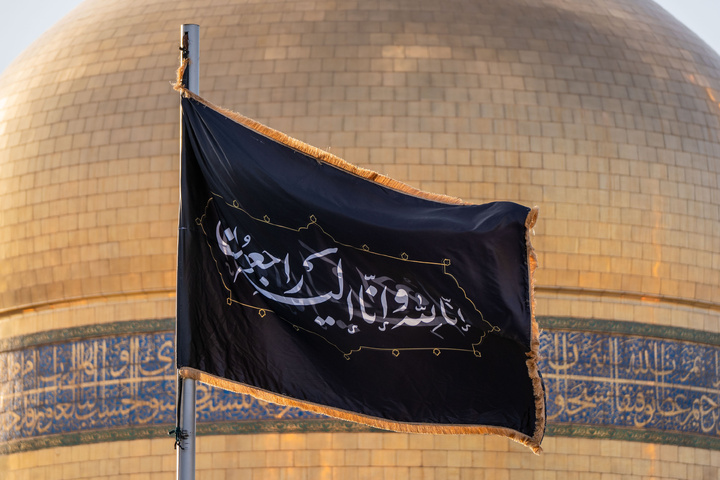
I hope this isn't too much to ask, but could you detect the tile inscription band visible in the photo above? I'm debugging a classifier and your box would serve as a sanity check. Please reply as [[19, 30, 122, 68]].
[[1, 317, 718, 451]]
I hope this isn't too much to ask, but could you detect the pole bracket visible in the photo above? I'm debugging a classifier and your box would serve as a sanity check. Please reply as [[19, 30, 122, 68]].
[[169, 427, 189, 450], [180, 32, 189, 59]]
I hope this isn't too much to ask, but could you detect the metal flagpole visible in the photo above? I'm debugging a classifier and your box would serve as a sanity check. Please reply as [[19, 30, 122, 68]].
[[177, 23, 199, 480]]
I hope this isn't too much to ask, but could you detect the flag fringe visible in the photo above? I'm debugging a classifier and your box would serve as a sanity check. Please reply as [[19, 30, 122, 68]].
[[174, 60, 465, 206], [524, 206, 545, 453], [178, 366, 542, 453], [174, 61, 545, 454]]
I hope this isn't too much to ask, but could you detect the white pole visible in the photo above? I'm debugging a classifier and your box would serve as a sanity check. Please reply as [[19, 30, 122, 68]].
[[177, 23, 199, 480], [177, 377, 196, 480]]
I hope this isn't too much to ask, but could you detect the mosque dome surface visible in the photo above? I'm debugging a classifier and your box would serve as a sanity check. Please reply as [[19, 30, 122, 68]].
[[1, 0, 719, 477], [0, 0, 718, 320]]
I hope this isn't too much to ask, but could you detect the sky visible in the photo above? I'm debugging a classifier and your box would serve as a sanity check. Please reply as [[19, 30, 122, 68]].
[[0, 0, 719, 75]]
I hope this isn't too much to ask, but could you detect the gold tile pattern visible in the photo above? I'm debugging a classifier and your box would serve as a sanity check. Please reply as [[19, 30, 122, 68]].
[[0, 0, 719, 476], [1, 0, 719, 334], [1, 435, 719, 479]]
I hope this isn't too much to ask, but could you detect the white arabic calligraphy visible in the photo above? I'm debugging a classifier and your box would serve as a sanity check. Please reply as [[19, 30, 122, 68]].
[[215, 220, 471, 338]]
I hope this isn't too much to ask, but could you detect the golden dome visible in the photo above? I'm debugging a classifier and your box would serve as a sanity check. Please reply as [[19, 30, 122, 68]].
[[2, 0, 718, 329], [1, 0, 719, 476]]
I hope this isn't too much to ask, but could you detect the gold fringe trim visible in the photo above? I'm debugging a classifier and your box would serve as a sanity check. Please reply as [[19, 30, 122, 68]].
[[174, 61, 545, 454], [174, 59, 466, 206], [179, 367, 542, 453], [175, 57, 189, 92], [524, 206, 545, 453]]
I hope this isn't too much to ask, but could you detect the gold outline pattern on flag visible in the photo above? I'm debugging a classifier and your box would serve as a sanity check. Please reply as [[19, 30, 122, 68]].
[[196, 194, 501, 360]]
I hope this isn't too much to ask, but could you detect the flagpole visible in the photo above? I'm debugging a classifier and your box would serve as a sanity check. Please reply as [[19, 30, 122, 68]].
[[177, 23, 199, 480]]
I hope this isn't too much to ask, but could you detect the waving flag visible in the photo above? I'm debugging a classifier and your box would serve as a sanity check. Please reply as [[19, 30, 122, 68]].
[[175, 89, 545, 452]]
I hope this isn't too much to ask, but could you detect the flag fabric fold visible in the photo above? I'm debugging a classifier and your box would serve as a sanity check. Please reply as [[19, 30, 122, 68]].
[[175, 73, 545, 452]]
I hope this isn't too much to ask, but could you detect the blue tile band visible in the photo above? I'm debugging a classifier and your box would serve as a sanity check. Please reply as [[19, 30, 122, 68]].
[[1, 318, 718, 448], [540, 330, 719, 436], [0, 332, 322, 443]]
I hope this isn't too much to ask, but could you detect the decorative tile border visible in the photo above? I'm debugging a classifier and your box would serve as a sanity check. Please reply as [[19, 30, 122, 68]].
[[1, 316, 719, 453], [538, 330, 720, 436], [547, 424, 720, 451], [5, 421, 720, 455], [0, 332, 324, 443], [0, 319, 175, 353], [0, 419, 371, 455], [538, 316, 720, 346]]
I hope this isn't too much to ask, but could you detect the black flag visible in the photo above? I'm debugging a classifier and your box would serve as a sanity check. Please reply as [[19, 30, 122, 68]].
[[176, 91, 545, 452]]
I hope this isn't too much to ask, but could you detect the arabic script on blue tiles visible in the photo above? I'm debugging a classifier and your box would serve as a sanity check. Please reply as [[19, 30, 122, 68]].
[[0, 333, 321, 443], [539, 330, 719, 435], [1, 328, 718, 443]]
